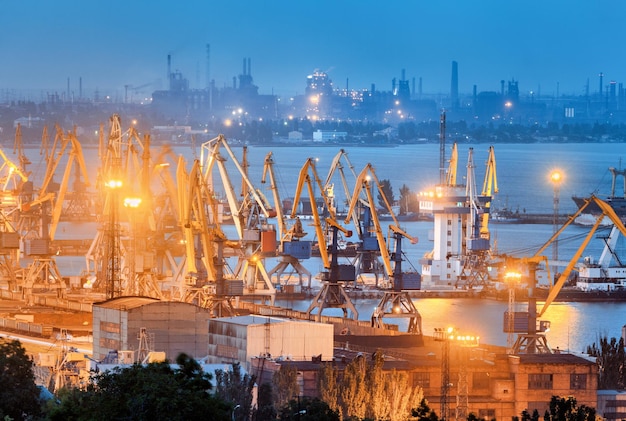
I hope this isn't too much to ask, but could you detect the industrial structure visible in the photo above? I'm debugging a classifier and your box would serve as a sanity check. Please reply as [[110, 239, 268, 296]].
[[0, 112, 622, 419]]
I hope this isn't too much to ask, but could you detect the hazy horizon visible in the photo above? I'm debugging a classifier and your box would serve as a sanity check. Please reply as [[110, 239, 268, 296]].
[[2, 1, 625, 99]]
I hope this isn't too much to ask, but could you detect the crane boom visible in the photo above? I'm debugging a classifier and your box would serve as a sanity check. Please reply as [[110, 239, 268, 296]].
[[537, 195, 626, 316]]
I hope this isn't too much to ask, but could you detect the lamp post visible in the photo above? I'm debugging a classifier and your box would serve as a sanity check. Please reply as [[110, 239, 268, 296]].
[[550, 170, 562, 272], [105, 179, 122, 299], [124, 197, 141, 296]]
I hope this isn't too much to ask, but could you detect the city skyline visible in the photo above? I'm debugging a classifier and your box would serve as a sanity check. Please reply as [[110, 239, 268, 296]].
[[1, 1, 626, 99]]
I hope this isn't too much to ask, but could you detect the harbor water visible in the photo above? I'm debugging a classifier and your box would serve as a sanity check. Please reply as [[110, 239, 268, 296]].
[[35, 142, 626, 353]]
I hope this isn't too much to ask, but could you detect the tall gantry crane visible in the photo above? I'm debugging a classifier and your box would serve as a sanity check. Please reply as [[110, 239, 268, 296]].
[[177, 157, 237, 315], [263, 152, 312, 288], [345, 163, 422, 334], [502, 196, 626, 354], [200, 135, 276, 301], [291, 157, 358, 321], [86, 114, 162, 299], [457, 148, 492, 288], [0, 147, 28, 291]]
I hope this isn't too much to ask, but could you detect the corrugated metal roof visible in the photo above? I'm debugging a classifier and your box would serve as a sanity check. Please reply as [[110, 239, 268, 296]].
[[212, 315, 296, 326], [93, 296, 160, 310]]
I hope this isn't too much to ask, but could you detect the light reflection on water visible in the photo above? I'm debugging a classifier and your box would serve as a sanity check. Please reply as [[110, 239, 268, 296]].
[[275, 296, 626, 353]]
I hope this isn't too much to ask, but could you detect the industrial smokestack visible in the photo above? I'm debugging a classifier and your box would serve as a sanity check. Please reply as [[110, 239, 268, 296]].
[[599, 72, 604, 97], [247, 57, 251, 76], [167, 54, 172, 89], [205, 44, 210, 90], [243, 58, 246, 76], [451, 61, 459, 109], [401, 68, 406, 81]]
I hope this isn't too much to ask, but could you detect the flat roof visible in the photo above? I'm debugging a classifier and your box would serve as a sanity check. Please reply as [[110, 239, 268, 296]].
[[93, 296, 161, 310]]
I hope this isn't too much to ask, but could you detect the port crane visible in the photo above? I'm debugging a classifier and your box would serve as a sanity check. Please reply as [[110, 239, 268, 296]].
[[0, 147, 28, 291], [457, 147, 493, 289], [503, 195, 626, 354], [263, 152, 313, 289], [200, 136, 276, 300], [177, 157, 237, 315], [291, 157, 358, 321], [345, 163, 422, 334], [324, 149, 387, 286]]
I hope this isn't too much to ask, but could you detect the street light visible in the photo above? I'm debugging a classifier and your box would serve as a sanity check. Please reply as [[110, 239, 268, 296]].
[[550, 170, 563, 269]]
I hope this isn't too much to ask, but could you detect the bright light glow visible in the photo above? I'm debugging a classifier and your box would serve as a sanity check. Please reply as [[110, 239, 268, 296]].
[[124, 197, 142, 208], [504, 271, 522, 284], [550, 170, 562, 184], [106, 179, 122, 189]]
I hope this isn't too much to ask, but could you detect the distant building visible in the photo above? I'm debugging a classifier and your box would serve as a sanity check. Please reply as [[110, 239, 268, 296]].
[[312, 129, 347, 143]]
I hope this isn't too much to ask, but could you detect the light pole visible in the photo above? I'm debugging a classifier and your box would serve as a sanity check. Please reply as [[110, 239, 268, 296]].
[[550, 170, 562, 272]]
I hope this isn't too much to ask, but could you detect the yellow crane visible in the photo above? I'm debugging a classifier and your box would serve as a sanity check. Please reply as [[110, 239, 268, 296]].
[[502, 195, 626, 354], [291, 157, 358, 321], [345, 163, 422, 334], [480, 146, 498, 238], [200, 135, 276, 300], [263, 152, 312, 288]]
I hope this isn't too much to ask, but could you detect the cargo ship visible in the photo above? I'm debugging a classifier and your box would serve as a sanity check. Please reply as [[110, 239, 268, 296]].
[[572, 166, 626, 217]]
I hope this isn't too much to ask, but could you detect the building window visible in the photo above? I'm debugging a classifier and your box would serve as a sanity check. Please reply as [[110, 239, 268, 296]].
[[447, 220, 452, 225], [528, 401, 549, 415], [570, 373, 587, 390], [413, 372, 430, 388], [473, 372, 489, 389], [447, 230, 451, 236], [478, 409, 495, 420], [447, 263, 451, 269], [447, 241, 451, 246], [528, 373, 552, 389]]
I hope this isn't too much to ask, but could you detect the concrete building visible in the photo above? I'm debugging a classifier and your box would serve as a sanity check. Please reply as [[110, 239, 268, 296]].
[[92, 297, 212, 361], [205, 315, 333, 371]]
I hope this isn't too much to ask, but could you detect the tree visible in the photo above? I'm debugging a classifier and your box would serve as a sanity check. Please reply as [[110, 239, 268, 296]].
[[411, 398, 439, 421], [377, 179, 394, 210], [399, 184, 419, 214], [277, 397, 340, 421], [272, 364, 299, 409], [317, 363, 340, 418], [254, 383, 277, 421], [215, 362, 256, 421], [340, 354, 368, 419], [544, 395, 596, 421], [48, 354, 231, 421], [319, 350, 425, 421], [0, 339, 43, 421], [586, 335, 626, 388]]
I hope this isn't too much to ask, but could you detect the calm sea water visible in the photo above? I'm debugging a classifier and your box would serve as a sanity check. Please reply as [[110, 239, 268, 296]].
[[27, 142, 626, 352]]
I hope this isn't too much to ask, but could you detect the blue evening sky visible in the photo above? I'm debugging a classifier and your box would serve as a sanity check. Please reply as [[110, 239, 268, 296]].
[[1, 0, 625, 99]]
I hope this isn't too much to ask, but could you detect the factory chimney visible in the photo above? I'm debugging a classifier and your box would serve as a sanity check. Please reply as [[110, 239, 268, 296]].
[[167, 54, 172, 90], [205, 44, 210, 90], [451, 61, 459, 109], [599, 72, 604, 97]]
